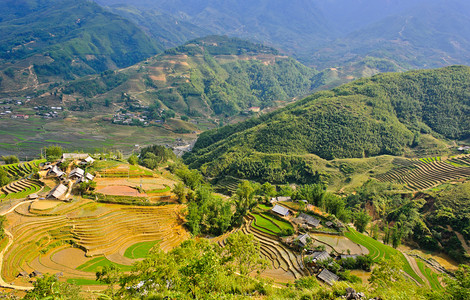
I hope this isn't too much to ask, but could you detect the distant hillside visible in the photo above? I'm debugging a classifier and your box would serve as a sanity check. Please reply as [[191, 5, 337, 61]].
[[55, 36, 318, 118], [0, 0, 162, 91], [103, 4, 211, 49], [184, 66, 470, 183], [310, 1, 470, 69]]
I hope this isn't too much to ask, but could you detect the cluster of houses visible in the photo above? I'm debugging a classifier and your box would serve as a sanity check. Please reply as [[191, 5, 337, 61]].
[[269, 201, 352, 286], [112, 111, 150, 126], [33, 105, 62, 119], [43, 153, 95, 201], [457, 146, 470, 152], [0, 98, 30, 118]]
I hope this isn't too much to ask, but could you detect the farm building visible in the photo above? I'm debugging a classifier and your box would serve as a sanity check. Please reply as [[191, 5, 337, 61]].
[[61, 153, 90, 160], [317, 268, 339, 286], [28, 193, 39, 200], [79, 156, 95, 166], [270, 196, 291, 204], [305, 251, 331, 264], [69, 168, 85, 180], [295, 233, 311, 248], [30, 270, 43, 278], [78, 173, 95, 183], [17, 271, 29, 278], [298, 213, 320, 228], [47, 184, 68, 200], [271, 204, 290, 217], [340, 254, 359, 260], [47, 165, 65, 178]]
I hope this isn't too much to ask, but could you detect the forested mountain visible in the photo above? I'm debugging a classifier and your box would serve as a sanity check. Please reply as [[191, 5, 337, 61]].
[[102, 4, 211, 49], [57, 36, 318, 118], [0, 0, 162, 89], [97, 0, 470, 71], [97, 0, 332, 55], [184, 66, 470, 183]]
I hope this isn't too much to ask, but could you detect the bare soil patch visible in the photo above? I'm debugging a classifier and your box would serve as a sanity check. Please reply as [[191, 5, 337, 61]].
[[96, 185, 147, 197], [149, 74, 166, 82], [30, 200, 61, 210]]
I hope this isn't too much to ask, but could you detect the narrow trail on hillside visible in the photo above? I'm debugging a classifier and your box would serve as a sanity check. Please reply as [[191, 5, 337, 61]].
[[0, 201, 35, 290], [455, 231, 470, 254]]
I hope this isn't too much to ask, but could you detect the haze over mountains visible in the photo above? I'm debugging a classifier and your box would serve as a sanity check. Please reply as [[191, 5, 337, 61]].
[[98, 0, 470, 69]]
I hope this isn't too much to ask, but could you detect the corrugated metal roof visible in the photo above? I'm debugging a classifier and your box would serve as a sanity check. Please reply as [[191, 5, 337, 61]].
[[271, 204, 289, 216], [306, 251, 331, 263], [317, 269, 339, 286], [48, 184, 68, 199], [62, 153, 90, 160], [69, 168, 85, 178], [299, 213, 320, 227], [296, 233, 310, 247]]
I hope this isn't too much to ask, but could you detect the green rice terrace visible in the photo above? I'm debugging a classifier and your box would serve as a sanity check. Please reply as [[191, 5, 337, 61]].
[[375, 154, 470, 191], [0, 159, 45, 200]]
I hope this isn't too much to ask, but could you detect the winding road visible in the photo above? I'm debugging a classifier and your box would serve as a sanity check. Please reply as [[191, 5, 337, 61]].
[[0, 200, 35, 290]]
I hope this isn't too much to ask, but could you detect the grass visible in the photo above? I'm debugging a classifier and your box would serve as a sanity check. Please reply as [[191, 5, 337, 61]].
[[344, 228, 423, 285], [146, 185, 171, 194], [76, 256, 133, 272], [67, 278, 107, 286], [258, 204, 272, 210], [124, 240, 160, 259], [416, 259, 443, 290]]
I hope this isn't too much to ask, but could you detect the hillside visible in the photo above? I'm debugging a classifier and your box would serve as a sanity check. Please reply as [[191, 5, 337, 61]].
[[55, 36, 318, 118], [310, 0, 470, 69], [0, 0, 162, 91], [184, 66, 470, 184]]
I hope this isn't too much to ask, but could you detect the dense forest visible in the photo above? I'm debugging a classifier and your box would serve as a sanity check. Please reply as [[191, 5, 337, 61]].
[[184, 66, 470, 182]]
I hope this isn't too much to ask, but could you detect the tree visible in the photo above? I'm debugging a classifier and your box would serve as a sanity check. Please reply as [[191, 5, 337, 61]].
[[172, 182, 187, 203], [96, 264, 121, 297], [444, 264, 470, 300], [77, 181, 96, 194], [45, 145, 63, 161], [127, 154, 138, 165], [354, 211, 371, 233], [1, 155, 19, 164], [235, 180, 255, 214], [0, 168, 10, 187], [225, 232, 267, 275], [24, 274, 82, 300]]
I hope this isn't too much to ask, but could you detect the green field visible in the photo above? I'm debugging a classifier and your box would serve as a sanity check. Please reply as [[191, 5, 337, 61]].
[[66, 278, 107, 286], [251, 213, 293, 235], [76, 256, 133, 272], [345, 228, 423, 284], [124, 240, 160, 259], [146, 185, 171, 193], [416, 259, 443, 290]]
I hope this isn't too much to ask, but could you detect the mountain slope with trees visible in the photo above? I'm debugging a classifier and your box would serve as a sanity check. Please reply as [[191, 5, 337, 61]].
[[56, 36, 318, 118], [184, 66, 470, 183], [0, 0, 163, 89]]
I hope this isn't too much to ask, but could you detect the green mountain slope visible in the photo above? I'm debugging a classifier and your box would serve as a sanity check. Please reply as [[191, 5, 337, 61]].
[[57, 36, 318, 118], [0, 0, 162, 89], [184, 66, 470, 183]]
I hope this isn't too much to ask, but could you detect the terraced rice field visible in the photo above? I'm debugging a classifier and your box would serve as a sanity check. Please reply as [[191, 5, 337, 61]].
[[0, 178, 43, 200], [375, 155, 470, 190], [0, 160, 45, 200], [250, 213, 293, 235], [416, 259, 443, 290], [216, 215, 307, 282], [0, 160, 45, 178], [345, 228, 423, 284], [3, 199, 189, 285], [214, 176, 242, 195]]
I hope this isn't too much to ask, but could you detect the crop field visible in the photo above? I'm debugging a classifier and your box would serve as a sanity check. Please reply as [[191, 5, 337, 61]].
[[3, 198, 189, 286], [241, 215, 307, 281], [375, 155, 470, 190], [345, 228, 423, 284], [0, 159, 45, 200], [416, 259, 443, 290], [124, 240, 160, 259]]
